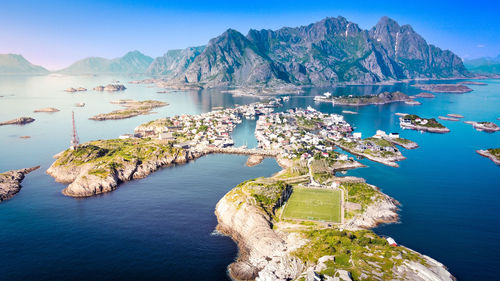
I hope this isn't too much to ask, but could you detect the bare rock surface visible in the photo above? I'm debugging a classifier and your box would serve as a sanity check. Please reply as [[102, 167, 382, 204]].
[[0, 117, 35, 126], [0, 166, 40, 202]]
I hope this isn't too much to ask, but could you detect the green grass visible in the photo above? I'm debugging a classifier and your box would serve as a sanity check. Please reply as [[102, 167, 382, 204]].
[[283, 187, 341, 223], [488, 148, 500, 159], [293, 229, 427, 280]]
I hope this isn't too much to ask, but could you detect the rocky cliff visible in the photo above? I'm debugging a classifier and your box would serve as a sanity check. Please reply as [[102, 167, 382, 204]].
[[215, 177, 455, 281], [146, 46, 205, 77], [0, 166, 40, 202], [150, 16, 469, 87], [46, 139, 202, 197]]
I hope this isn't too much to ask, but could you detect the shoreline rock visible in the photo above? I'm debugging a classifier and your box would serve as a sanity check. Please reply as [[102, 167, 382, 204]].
[[0, 117, 35, 126], [439, 116, 460, 121], [464, 121, 500, 132], [89, 100, 168, 121], [93, 84, 127, 92], [47, 147, 204, 197], [0, 166, 40, 202], [447, 113, 464, 118], [246, 155, 264, 167], [476, 150, 500, 165], [34, 107, 60, 113], [412, 83, 473, 93], [410, 92, 435, 99]]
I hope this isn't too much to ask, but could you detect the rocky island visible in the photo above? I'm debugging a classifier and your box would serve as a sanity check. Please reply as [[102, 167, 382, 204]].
[[476, 149, 500, 165], [410, 92, 435, 99], [314, 91, 411, 106], [89, 99, 168, 120], [0, 117, 35, 126], [412, 84, 473, 93], [93, 84, 127, 92], [464, 121, 500, 132], [64, 87, 87, 92], [400, 114, 450, 133], [0, 166, 40, 202], [34, 107, 60, 113]]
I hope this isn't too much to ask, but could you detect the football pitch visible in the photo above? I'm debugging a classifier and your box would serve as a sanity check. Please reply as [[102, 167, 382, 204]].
[[282, 187, 341, 223]]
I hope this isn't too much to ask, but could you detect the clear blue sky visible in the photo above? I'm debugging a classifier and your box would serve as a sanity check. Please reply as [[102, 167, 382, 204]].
[[0, 0, 498, 70]]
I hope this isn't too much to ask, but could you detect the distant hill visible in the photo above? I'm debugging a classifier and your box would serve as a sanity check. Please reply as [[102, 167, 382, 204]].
[[0, 54, 49, 75], [149, 16, 469, 87], [58, 51, 153, 75], [464, 55, 500, 74], [146, 46, 205, 77]]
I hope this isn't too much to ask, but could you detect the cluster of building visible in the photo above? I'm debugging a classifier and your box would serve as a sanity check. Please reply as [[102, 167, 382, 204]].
[[130, 98, 284, 149], [255, 106, 353, 160]]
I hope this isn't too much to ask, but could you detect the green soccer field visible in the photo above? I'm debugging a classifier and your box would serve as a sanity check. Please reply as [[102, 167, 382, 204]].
[[282, 187, 341, 223]]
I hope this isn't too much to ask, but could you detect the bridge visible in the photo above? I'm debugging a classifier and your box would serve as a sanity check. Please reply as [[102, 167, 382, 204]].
[[201, 146, 279, 157]]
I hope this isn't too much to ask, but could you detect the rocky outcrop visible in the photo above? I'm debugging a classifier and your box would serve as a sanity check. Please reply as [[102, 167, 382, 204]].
[[47, 149, 202, 197], [89, 99, 168, 121], [215, 189, 305, 281], [412, 83, 473, 93], [477, 149, 500, 165], [0, 166, 40, 202], [464, 121, 500, 132], [344, 192, 399, 230], [0, 117, 35, 126], [93, 84, 127, 91], [34, 107, 60, 113]]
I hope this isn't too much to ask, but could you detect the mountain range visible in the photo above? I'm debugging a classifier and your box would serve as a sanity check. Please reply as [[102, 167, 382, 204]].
[[0, 54, 49, 75], [464, 55, 500, 74], [0, 16, 472, 85], [150, 16, 469, 87], [57, 50, 153, 75]]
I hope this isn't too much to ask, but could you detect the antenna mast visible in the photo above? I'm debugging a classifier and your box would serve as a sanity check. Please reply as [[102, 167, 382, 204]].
[[71, 111, 79, 150]]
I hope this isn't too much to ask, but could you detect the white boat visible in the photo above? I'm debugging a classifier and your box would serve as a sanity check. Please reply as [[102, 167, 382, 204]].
[[323, 91, 332, 98]]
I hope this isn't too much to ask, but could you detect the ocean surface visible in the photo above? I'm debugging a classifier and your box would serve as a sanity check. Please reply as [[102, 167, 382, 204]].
[[0, 74, 499, 280]]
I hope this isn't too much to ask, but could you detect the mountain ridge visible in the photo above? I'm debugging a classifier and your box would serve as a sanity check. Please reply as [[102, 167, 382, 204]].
[[150, 16, 469, 87], [57, 50, 153, 75], [0, 54, 49, 75]]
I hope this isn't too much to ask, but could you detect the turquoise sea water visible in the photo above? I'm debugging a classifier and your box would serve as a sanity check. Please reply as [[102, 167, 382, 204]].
[[0, 75, 498, 280]]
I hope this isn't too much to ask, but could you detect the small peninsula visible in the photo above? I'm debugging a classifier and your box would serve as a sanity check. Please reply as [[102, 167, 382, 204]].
[[215, 159, 454, 281], [89, 99, 168, 120], [0, 117, 35, 126], [400, 114, 450, 133], [0, 166, 40, 202], [314, 91, 411, 106], [476, 149, 500, 165], [412, 84, 473, 93]]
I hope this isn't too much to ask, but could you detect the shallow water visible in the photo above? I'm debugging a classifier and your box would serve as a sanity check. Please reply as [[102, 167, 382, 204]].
[[0, 75, 499, 280]]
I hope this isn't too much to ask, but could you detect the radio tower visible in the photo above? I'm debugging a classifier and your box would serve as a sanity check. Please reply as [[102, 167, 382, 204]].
[[70, 111, 79, 150]]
